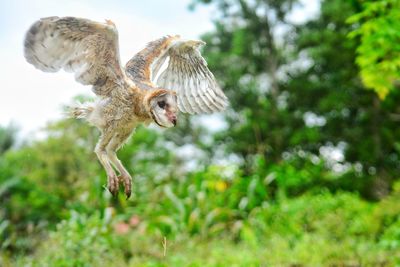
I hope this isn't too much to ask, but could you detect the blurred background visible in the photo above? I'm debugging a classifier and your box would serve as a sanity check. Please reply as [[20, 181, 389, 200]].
[[1, 0, 400, 266]]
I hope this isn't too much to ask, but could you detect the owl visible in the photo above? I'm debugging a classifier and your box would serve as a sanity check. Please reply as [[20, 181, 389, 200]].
[[24, 17, 228, 198]]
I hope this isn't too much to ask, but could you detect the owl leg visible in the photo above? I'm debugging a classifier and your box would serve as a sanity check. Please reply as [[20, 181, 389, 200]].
[[106, 132, 133, 199], [95, 131, 119, 196]]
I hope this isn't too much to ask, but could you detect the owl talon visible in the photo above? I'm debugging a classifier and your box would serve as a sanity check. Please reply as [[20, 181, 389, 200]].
[[107, 174, 119, 196], [118, 175, 132, 199]]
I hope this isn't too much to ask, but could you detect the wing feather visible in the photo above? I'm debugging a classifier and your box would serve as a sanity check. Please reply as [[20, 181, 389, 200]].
[[24, 16, 125, 96], [188, 62, 212, 113], [192, 55, 218, 113], [158, 58, 196, 114], [154, 40, 228, 114], [125, 36, 228, 114]]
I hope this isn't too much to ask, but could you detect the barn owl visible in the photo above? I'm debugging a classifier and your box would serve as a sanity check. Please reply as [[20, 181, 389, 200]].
[[24, 17, 228, 198]]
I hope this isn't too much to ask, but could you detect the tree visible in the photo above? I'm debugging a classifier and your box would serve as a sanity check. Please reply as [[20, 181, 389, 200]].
[[194, 0, 400, 199], [285, 0, 400, 198], [0, 124, 17, 155], [348, 0, 400, 99], [192, 0, 300, 167]]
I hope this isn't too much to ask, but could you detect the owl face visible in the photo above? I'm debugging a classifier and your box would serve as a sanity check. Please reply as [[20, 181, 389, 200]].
[[149, 92, 178, 128]]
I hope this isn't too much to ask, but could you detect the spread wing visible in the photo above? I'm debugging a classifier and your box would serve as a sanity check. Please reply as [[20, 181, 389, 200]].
[[125, 36, 228, 114], [24, 16, 125, 96]]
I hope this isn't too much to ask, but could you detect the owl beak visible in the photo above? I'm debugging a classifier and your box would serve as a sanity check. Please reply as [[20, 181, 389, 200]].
[[166, 111, 177, 126], [169, 114, 177, 126]]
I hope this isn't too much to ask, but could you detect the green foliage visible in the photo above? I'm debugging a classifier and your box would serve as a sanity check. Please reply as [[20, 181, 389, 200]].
[[284, 0, 400, 199], [348, 0, 400, 99], [0, 117, 177, 253], [0, 124, 17, 155], [2, 114, 399, 265], [16, 212, 126, 267], [12, 191, 400, 266], [193, 0, 400, 201]]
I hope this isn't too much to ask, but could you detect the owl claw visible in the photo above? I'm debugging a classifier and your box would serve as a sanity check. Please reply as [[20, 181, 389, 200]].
[[118, 174, 132, 199], [107, 174, 119, 196]]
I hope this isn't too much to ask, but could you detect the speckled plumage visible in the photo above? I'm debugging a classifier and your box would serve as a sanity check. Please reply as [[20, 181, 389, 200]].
[[24, 16, 228, 198]]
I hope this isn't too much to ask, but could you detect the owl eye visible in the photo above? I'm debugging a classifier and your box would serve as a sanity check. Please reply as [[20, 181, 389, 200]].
[[158, 101, 166, 109]]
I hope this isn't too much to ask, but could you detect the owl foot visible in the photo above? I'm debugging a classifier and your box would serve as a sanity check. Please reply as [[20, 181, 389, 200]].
[[118, 174, 132, 199], [107, 174, 119, 196]]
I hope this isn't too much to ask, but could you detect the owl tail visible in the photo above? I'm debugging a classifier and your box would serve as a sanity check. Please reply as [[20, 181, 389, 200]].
[[67, 102, 94, 119]]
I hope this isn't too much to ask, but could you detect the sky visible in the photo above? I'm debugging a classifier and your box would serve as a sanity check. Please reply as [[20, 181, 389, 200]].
[[0, 0, 319, 138]]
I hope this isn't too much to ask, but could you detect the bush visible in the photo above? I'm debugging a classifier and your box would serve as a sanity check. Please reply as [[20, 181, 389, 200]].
[[12, 191, 399, 266], [14, 211, 126, 267]]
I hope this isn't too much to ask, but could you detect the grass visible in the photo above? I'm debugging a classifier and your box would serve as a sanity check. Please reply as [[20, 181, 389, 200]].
[[7, 230, 399, 267]]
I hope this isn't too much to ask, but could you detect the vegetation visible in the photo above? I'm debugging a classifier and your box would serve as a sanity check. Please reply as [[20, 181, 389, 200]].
[[1, 0, 400, 266], [348, 0, 400, 99]]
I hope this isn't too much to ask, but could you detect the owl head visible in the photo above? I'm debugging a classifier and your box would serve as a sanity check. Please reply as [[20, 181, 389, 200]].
[[146, 89, 178, 128]]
